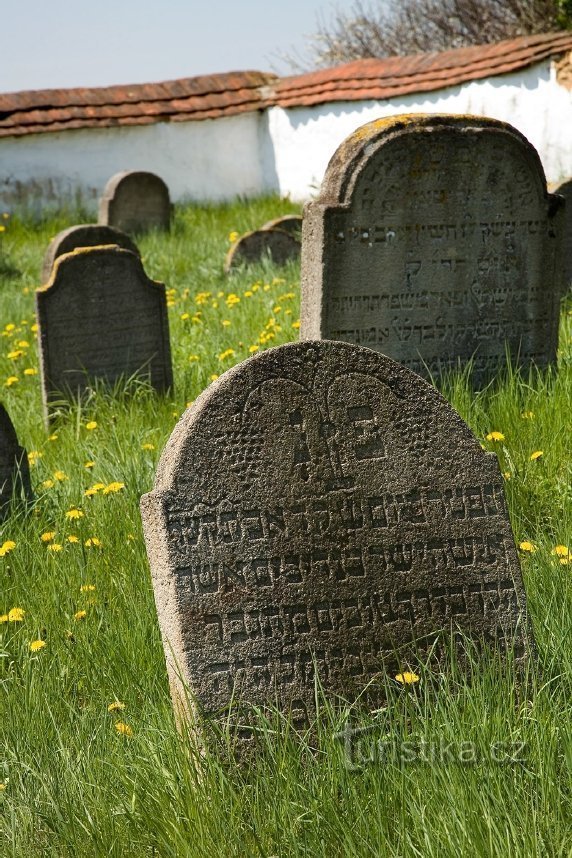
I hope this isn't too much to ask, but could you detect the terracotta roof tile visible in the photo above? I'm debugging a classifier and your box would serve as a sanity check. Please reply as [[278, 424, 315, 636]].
[[2, 32, 572, 138]]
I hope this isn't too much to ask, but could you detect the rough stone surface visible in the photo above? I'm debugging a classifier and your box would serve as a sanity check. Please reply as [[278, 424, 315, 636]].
[[36, 245, 172, 423], [0, 403, 33, 517], [41, 224, 139, 282], [224, 228, 300, 272], [301, 115, 566, 384], [261, 215, 303, 236], [98, 171, 171, 233], [550, 178, 572, 287], [141, 340, 532, 732]]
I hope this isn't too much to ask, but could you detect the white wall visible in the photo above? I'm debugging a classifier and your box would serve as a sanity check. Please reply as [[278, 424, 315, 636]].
[[3, 58, 572, 213]]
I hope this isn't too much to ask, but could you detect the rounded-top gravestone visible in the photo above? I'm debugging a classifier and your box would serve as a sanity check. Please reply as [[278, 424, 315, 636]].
[[41, 224, 139, 283], [141, 339, 533, 733], [300, 114, 566, 384], [224, 228, 300, 273], [98, 171, 171, 234], [261, 215, 303, 236]]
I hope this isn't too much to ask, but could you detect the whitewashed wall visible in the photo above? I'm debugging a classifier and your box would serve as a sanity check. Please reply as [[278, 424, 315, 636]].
[[2, 58, 572, 213]]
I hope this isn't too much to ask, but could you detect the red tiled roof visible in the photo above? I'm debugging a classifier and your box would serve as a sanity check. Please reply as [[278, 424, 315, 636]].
[[2, 32, 572, 138]]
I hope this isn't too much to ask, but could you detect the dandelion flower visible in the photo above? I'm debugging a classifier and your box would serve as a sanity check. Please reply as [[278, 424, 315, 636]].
[[114, 721, 133, 737], [486, 431, 505, 442], [395, 671, 420, 685], [85, 421, 97, 431], [53, 471, 67, 482], [28, 451, 42, 465], [47, 433, 58, 441], [102, 482, 125, 495], [248, 345, 259, 354], [84, 461, 95, 470], [553, 545, 570, 558], [188, 354, 199, 363], [29, 640, 46, 652], [41, 479, 54, 490], [521, 411, 534, 419], [74, 610, 87, 621], [530, 450, 543, 461], [210, 374, 219, 382], [0, 540, 16, 556], [0, 614, 8, 623], [503, 472, 511, 480], [65, 508, 84, 520], [4, 377, 18, 387], [24, 368, 37, 376], [180, 312, 190, 321], [40, 531, 55, 543], [8, 607, 24, 622], [80, 584, 95, 592], [291, 320, 301, 330], [67, 535, 79, 544], [519, 541, 536, 553], [47, 543, 63, 553], [85, 537, 102, 548], [228, 231, 239, 243], [107, 701, 125, 712], [141, 443, 155, 451]]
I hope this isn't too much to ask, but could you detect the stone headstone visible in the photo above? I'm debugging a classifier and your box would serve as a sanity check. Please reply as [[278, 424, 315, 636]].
[[224, 228, 300, 273], [261, 215, 303, 236], [141, 340, 532, 734], [41, 224, 140, 283], [36, 245, 173, 423], [98, 171, 171, 233], [0, 403, 33, 517], [550, 178, 572, 287], [301, 115, 565, 384]]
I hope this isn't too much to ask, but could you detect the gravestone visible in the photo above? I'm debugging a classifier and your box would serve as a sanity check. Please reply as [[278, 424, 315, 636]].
[[141, 339, 532, 733], [301, 115, 566, 384], [36, 245, 173, 423], [98, 171, 171, 233], [550, 178, 572, 287], [224, 228, 300, 273], [261, 215, 303, 236], [0, 403, 33, 517], [41, 224, 139, 282]]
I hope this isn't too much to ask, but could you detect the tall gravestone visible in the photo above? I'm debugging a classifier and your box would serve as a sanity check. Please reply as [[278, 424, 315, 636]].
[[550, 178, 572, 287], [41, 224, 139, 283], [98, 171, 171, 234], [0, 403, 33, 517], [141, 340, 532, 733], [36, 245, 172, 423], [301, 115, 565, 383]]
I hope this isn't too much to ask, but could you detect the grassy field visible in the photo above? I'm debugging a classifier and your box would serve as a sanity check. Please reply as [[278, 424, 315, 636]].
[[0, 197, 571, 857]]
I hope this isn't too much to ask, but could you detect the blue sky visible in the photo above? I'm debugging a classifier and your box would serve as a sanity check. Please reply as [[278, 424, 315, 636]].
[[2, 0, 360, 93]]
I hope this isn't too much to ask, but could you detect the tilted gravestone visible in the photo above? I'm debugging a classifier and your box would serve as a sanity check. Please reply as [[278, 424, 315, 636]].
[[141, 340, 532, 733], [0, 403, 33, 517], [36, 245, 173, 423], [550, 178, 572, 287], [41, 224, 139, 283], [98, 171, 171, 234], [261, 215, 303, 236], [224, 228, 300, 273], [301, 115, 565, 384]]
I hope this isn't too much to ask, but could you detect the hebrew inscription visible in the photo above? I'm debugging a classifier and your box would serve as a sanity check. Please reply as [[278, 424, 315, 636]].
[[301, 115, 565, 383], [141, 340, 533, 731]]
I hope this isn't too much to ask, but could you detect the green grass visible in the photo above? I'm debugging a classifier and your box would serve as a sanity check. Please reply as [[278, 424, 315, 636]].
[[0, 197, 571, 857]]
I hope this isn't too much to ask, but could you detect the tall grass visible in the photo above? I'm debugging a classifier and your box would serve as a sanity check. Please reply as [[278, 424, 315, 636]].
[[0, 198, 571, 856]]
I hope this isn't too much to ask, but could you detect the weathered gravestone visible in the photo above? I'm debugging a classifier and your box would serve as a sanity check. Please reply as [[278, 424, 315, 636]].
[[36, 245, 173, 423], [41, 224, 139, 283], [301, 115, 566, 384], [224, 228, 300, 273], [550, 178, 572, 287], [261, 215, 303, 236], [98, 171, 171, 233], [141, 340, 532, 733], [0, 403, 33, 517]]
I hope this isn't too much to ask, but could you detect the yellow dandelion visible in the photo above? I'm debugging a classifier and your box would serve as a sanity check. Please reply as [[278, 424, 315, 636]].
[[291, 320, 301, 330], [85, 537, 102, 548], [40, 531, 55, 543], [114, 721, 133, 736], [210, 374, 219, 382], [4, 324, 15, 333], [31, 323, 38, 333], [188, 354, 199, 362], [0, 614, 8, 623], [23, 368, 37, 376], [29, 639, 46, 652], [8, 607, 24, 622], [74, 610, 87, 621], [218, 348, 235, 362], [84, 461, 95, 470], [85, 421, 97, 431], [47, 543, 63, 553], [65, 508, 84, 520], [180, 312, 190, 320], [16, 340, 29, 348], [47, 433, 58, 441], [530, 450, 543, 461], [41, 479, 55, 490], [521, 410, 534, 419], [221, 319, 231, 327], [249, 345, 260, 354], [28, 450, 42, 465], [5, 376, 18, 387], [0, 540, 16, 557], [107, 701, 126, 712], [225, 293, 240, 307], [395, 671, 420, 684], [7, 350, 23, 360], [53, 471, 67, 482], [553, 545, 570, 558], [80, 584, 96, 592], [519, 541, 536, 553], [263, 284, 270, 292], [228, 230, 239, 243], [102, 482, 125, 495], [486, 431, 505, 442], [141, 443, 155, 451], [244, 290, 253, 298], [503, 472, 511, 480], [67, 535, 80, 544]]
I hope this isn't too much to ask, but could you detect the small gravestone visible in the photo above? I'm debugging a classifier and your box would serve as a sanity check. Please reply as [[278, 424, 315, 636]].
[[550, 178, 572, 286], [224, 228, 300, 273], [0, 403, 33, 517], [141, 340, 532, 734], [98, 171, 171, 234], [301, 115, 565, 384], [41, 224, 139, 283], [36, 245, 172, 423], [261, 215, 303, 236]]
